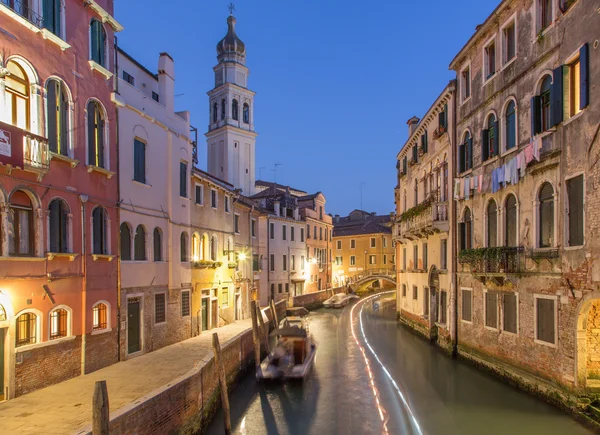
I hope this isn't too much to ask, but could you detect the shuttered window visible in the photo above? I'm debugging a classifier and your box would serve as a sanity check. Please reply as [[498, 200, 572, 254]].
[[49, 199, 68, 253], [536, 297, 555, 344], [502, 293, 517, 334], [87, 101, 105, 167], [46, 79, 69, 156], [485, 291, 498, 329], [413, 286, 418, 300], [423, 243, 428, 270], [505, 194, 517, 246], [567, 175, 584, 246], [43, 0, 62, 36], [155, 294, 166, 324], [487, 200, 498, 247], [439, 291, 447, 324], [424, 288, 430, 316], [460, 208, 472, 251], [179, 162, 187, 197], [153, 228, 162, 261], [120, 223, 131, 261], [90, 20, 106, 66], [413, 244, 418, 269], [402, 284, 407, 297], [505, 101, 516, 151], [538, 182, 554, 248], [134, 225, 146, 261], [462, 289, 472, 322], [92, 207, 107, 255], [134, 139, 146, 183], [440, 239, 447, 269], [181, 291, 190, 317]]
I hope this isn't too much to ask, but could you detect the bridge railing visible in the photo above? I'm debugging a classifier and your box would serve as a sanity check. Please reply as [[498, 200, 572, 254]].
[[348, 268, 396, 284]]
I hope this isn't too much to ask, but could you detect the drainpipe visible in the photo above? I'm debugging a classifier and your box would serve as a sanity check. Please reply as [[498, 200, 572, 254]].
[[249, 205, 254, 317], [80, 195, 88, 375], [451, 82, 459, 359], [114, 34, 122, 359]]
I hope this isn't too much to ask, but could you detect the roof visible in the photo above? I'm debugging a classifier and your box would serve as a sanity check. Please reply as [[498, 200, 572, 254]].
[[255, 180, 307, 195], [333, 212, 392, 237], [117, 47, 158, 80], [297, 192, 323, 201], [192, 168, 235, 191]]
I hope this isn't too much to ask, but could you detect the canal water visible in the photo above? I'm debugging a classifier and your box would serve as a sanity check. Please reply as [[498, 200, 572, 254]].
[[206, 294, 593, 435]]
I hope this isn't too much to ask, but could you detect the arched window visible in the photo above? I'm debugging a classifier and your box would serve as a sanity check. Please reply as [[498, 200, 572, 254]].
[[46, 79, 69, 156], [10, 190, 34, 256], [232, 99, 239, 121], [505, 194, 517, 246], [459, 131, 472, 173], [92, 302, 108, 331], [120, 223, 131, 260], [487, 200, 497, 247], [49, 308, 68, 339], [43, 0, 62, 36], [210, 235, 217, 261], [538, 182, 554, 247], [221, 98, 226, 120], [540, 75, 553, 132], [16, 312, 37, 346], [153, 228, 162, 262], [134, 225, 146, 261], [87, 100, 105, 168], [202, 234, 208, 260], [483, 114, 497, 161], [460, 208, 472, 251], [92, 207, 108, 255], [192, 233, 200, 260], [180, 232, 188, 262], [243, 103, 250, 124], [90, 19, 107, 67], [212, 102, 218, 123], [505, 101, 516, 151], [49, 198, 69, 253], [6, 61, 30, 130]]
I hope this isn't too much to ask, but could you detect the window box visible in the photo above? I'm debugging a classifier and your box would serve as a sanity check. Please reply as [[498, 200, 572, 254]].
[[50, 152, 79, 168], [88, 60, 113, 80], [433, 125, 446, 139], [40, 29, 71, 51], [46, 252, 78, 261], [87, 165, 115, 179], [192, 260, 222, 269], [92, 254, 115, 261]]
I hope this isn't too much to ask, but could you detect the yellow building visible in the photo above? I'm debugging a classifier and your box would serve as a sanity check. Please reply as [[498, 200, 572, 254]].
[[332, 210, 395, 287]]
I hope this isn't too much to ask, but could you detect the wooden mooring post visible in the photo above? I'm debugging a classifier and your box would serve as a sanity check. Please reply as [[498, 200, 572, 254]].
[[269, 299, 279, 330], [250, 300, 261, 368], [256, 303, 270, 353], [212, 333, 232, 435], [92, 380, 109, 435]]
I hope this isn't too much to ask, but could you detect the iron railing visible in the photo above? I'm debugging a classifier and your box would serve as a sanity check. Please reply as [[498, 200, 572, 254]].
[[459, 247, 524, 274], [1, 0, 44, 27], [23, 133, 50, 170]]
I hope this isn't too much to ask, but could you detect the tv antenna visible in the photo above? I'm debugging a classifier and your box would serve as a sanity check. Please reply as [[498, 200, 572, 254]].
[[272, 163, 283, 184]]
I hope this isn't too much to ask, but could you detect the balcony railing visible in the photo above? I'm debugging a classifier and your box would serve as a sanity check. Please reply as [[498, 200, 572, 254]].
[[1, 0, 44, 27], [0, 121, 49, 173], [24, 133, 49, 171], [399, 197, 449, 238], [459, 247, 524, 274]]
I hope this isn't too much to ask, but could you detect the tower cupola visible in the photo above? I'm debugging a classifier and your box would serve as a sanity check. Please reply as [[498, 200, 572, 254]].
[[216, 16, 246, 62]]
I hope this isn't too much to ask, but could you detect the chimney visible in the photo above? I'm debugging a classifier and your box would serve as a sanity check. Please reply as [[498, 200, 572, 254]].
[[294, 208, 299, 220], [334, 214, 340, 223], [158, 52, 175, 113], [407, 116, 420, 137], [274, 201, 280, 216]]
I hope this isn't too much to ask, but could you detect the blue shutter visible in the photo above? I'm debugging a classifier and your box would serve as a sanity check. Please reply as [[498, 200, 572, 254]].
[[580, 43, 589, 110], [550, 66, 564, 127], [467, 137, 473, 169], [481, 129, 489, 161], [531, 96, 542, 136], [493, 120, 500, 156]]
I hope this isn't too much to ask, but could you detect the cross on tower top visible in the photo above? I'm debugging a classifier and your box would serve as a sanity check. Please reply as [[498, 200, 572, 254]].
[[228, 3, 235, 15]]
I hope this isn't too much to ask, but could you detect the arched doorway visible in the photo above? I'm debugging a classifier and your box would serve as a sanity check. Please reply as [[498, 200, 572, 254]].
[[577, 294, 600, 390]]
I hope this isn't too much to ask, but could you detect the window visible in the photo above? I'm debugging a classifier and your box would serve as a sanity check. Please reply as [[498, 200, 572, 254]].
[[221, 99, 226, 120], [179, 162, 188, 197], [291, 255, 296, 271], [181, 291, 190, 317], [253, 254, 260, 271], [180, 232, 188, 262], [459, 208, 472, 251], [505, 194, 518, 246], [213, 102, 218, 123], [270, 254, 275, 272], [211, 189, 218, 208], [402, 284, 406, 298], [282, 225, 287, 240], [134, 225, 146, 261], [503, 21, 516, 64], [16, 312, 37, 346], [285, 283, 289, 293], [300, 228, 305, 242], [90, 19, 106, 67], [350, 239, 356, 249], [210, 236, 217, 261], [306, 225, 310, 239], [567, 175, 584, 246], [43, 0, 62, 36], [485, 291, 498, 329], [484, 39, 496, 80], [278, 283, 283, 294], [301, 255, 305, 270], [243, 103, 250, 123], [568, 57, 581, 118], [49, 199, 68, 253], [155, 294, 166, 324], [120, 223, 131, 260], [195, 184, 204, 205], [221, 287, 229, 306], [270, 223, 275, 240], [462, 289, 472, 322], [291, 226, 295, 241], [461, 65, 471, 102], [440, 239, 447, 269], [92, 207, 108, 255], [538, 182, 554, 248], [337, 240, 342, 250], [383, 238, 387, 248], [369, 255, 376, 265], [502, 293, 517, 334], [458, 132, 472, 173], [413, 244, 418, 269], [439, 291, 448, 324], [350, 256, 356, 266], [313, 226, 317, 239], [224, 196, 230, 213], [335, 256, 343, 266], [536, 296, 556, 344], [270, 284, 275, 297], [412, 286, 418, 300], [487, 200, 498, 247], [283, 255, 287, 271], [93, 303, 108, 331], [122, 70, 135, 85], [152, 92, 160, 103], [233, 214, 240, 234], [539, 0, 553, 32], [46, 79, 69, 156], [133, 139, 146, 183], [383, 255, 387, 265], [251, 219, 256, 237], [482, 114, 498, 161], [319, 227, 323, 240], [423, 243, 428, 270], [533, 75, 553, 134], [50, 308, 68, 339], [505, 100, 516, 151], [153, 228, 162, 261], [403, 247, 406, 270], [370, 237, 376, 248], [232, 99, 239, 121], [87, 100, 105, 168], [5, 61, 30, 130]]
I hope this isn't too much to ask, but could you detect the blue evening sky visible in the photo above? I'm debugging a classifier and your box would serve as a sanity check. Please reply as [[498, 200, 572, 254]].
[[115, 0, 499, 216]]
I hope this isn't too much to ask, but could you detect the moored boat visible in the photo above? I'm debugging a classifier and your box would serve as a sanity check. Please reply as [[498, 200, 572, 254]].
[[323, 292, 359, 308]]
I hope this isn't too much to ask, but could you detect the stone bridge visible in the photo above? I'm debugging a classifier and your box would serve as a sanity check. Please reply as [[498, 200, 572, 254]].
[[349, 268, 397, 288]]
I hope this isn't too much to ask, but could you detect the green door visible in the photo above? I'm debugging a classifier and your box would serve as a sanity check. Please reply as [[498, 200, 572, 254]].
[[127, 300, 141, 354], [0, 329, 5, 401], [201, 299, 208, 331]]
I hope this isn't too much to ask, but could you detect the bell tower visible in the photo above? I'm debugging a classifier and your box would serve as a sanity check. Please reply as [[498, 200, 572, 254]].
[[206, 11, 257, 194]]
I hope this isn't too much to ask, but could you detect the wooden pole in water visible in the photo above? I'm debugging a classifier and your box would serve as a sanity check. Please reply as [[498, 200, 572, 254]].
[[269, 299, 279, 330], [92, 380, 109, 435], [256, 303, 270, 353], [212, 333, 232, 435], [250, 300, 261, 368]]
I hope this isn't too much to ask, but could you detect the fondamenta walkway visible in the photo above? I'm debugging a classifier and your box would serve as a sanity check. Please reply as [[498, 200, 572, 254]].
[[0, 319, 252, 435]]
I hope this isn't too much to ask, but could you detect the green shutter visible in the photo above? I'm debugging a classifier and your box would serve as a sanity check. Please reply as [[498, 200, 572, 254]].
[[481, 129, 489, 161], [531, 96, 542, 136], [550, 66, 564, 127], [493, 120, 499, 156], [47, 81, 58, 153]]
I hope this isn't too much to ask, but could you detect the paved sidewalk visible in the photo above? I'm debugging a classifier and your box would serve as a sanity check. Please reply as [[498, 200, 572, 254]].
[[0, 319, 252, 435]]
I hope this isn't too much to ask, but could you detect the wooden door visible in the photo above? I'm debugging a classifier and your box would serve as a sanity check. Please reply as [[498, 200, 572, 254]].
[[127, 300, 141, 354], [201, 298, 208, 331], [211, 299, 218, 329]]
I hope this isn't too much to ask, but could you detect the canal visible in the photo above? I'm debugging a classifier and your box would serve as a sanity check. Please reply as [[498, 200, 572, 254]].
[[206, 293, 593, 435]]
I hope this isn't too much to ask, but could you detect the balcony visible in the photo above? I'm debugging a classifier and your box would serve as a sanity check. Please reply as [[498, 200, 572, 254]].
[[398, 198, 448, 239], [0, 0, 44, 29], [0, 121, 50, 178], [459, 247, 524, 280]]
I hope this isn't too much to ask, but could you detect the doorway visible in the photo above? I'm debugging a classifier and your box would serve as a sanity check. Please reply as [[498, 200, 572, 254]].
[[235, 293, 241, 321], [127, 299, 141, 354], [201, 298, 209, 331], [211, 299, 218, 329], [0, 328, 5, 401]]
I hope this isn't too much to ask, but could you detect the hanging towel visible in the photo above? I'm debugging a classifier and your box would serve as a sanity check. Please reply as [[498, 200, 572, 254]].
[[464, 176, 470, 200], [504, 163, 511, 185], [460, 178, 465, 199], [478, 174, 484, 193], [517, 152, 525, 178], [454, 179, 460, 200], [492, 169, 498, 193], [473, 175, 479, 192], [470, 176, 475, 190], [511, 158, 519, 185], [532, 136, 540, 161], [524, 143, 534, 164]]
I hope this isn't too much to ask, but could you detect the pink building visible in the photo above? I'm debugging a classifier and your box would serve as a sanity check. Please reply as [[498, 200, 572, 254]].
[[0, 0, 121, 399]]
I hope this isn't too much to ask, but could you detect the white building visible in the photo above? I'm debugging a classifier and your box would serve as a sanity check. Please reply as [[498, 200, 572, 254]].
[[114, 49, 195, 359], [206, 14, 257, 196]]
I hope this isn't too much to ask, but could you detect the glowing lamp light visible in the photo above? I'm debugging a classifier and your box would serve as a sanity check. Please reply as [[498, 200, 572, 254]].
[[238, 253, 247, 261], [310, 258, 318, 264]]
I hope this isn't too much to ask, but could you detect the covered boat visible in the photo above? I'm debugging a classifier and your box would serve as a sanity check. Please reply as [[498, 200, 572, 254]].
[[323, 293, 359, 308]]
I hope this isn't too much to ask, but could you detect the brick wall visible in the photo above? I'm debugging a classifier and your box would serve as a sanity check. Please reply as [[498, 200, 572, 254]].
[[85, 330, 119, 374], [15, 337, 81, 397], [587, 301, 600, 378]]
